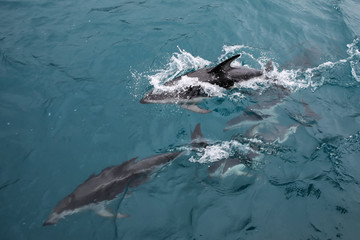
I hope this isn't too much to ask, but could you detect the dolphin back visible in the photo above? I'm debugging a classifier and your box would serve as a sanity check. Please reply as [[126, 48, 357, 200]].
[[131, 152, 183, 172], [43, 152, 183, 226]]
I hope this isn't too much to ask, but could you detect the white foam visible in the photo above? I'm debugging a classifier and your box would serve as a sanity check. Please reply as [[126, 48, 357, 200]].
[[234, 76, 271, 91], [228, 92, 245, 102], [347, 38, 360, 82], [189, 140, 251, 164]]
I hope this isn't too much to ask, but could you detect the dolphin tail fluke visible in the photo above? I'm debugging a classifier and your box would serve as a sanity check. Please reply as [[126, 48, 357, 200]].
[[181, 104, 211, 114]]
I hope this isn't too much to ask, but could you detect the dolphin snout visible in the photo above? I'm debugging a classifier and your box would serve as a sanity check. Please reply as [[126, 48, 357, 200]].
[[43, 218, 57, 226], [140, 96, 151, 104], [42, 213, 59, 226], [139, 97, 147, 104], [140, 92, 153, 104], [43, 220, 54, 226]]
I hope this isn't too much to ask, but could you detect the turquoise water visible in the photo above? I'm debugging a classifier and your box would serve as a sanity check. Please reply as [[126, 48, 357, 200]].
[[1, 0, 360, 239]]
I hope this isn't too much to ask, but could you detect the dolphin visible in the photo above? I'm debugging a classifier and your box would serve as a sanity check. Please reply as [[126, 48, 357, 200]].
[[43, 151, 182, 226], [140, 54, 265, 114], [244, 122, 300, 144], [287, 99, 321, 127], [224, 110, 272, 131]]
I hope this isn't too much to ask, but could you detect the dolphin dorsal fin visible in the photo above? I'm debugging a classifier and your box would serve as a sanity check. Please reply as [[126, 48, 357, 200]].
[[209, 54, 241, 74], [191, 123, 204, 141], [190, 123, 208, 148]]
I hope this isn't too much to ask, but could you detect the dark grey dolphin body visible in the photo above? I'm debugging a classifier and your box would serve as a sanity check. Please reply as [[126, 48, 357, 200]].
[[43, 151, 182, 226], [140, 54, 264, 113]]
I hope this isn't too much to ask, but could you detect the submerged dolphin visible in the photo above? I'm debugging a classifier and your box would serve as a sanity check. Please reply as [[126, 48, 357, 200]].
[[140, 54, 265, 114], [43, 151, 182, 226], [244, 122, 300, 144], [287, 99, 321, 127], [224, 84, 291, 131]]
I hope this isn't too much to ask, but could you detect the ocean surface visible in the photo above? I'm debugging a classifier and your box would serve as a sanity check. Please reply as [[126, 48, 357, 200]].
[[1, 0, 360, 239]]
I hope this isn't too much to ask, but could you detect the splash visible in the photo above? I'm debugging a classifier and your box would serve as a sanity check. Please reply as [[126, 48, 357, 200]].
[[149, 47, 211, 88], [129, 68, 145, 99], [279, 38, 360, 90], [131, 38, 360, 103], [189, 140, 251, 164], [219, 38, 360, 92], [347, 38, 360, 82], [219, 45, 249, 62], [135, 47, 226, 99], [228, 92, 245, 102]]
